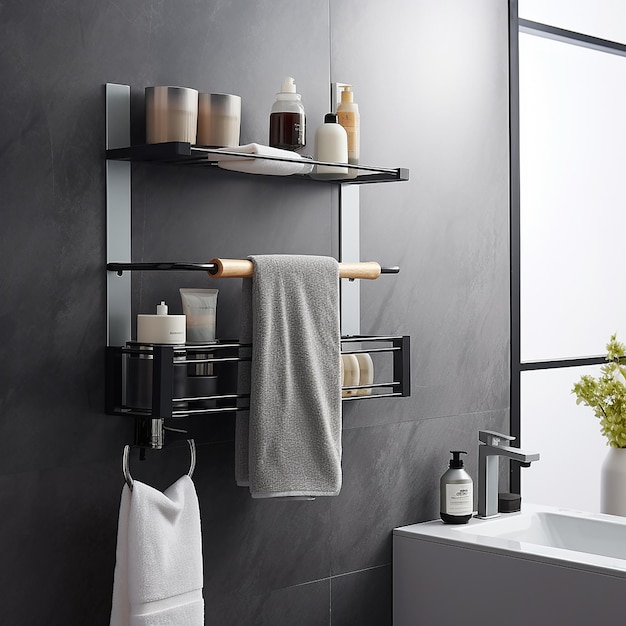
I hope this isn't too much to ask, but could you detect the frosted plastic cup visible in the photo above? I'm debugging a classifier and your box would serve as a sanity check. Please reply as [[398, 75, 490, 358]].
[[145, 86, 199, 144], [197, 93, 241, 147]]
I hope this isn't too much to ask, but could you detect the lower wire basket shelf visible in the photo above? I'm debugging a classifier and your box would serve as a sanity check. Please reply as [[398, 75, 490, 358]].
[[106, 335, 410, 448]]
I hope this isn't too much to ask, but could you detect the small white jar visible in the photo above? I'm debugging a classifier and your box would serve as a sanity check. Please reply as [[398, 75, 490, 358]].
[[137, 301, 186, 344]]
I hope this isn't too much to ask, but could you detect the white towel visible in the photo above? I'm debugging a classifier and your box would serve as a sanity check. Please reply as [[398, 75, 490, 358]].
[[110, 475, 204, 626], [235, 254, 342, 499], [216, 143, 313, 176]]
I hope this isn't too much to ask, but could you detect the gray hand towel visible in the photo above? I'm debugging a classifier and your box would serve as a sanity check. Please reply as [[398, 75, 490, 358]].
[[235, 254, 342, 498]]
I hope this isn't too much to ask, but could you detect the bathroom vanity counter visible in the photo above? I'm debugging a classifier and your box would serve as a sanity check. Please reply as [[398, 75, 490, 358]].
[[393, 504, 626, 626]]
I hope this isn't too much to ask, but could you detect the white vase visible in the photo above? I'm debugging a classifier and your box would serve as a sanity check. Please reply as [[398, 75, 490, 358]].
[[601, 447, 626, 516]]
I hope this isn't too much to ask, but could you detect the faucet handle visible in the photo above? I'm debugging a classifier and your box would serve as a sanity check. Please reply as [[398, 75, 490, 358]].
[[479, 430, 516, 446]]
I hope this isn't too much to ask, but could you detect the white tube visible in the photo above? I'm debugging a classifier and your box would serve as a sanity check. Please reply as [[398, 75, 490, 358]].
[[179, 288, 219, 342]]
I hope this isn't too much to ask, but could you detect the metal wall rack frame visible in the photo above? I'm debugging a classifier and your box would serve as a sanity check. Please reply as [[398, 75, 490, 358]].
[[106, 335, 411, 448], [104, 83, 411, 448]]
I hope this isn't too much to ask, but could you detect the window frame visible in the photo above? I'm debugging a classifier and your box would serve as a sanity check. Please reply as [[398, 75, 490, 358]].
[[509, 0, 626, 492]]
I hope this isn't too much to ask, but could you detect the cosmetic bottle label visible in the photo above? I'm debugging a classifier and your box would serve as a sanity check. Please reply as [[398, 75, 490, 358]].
[[445, 483, 473, 516], [337, 111, 358, 153]]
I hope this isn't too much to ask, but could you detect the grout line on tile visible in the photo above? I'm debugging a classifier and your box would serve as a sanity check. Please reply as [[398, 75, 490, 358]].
[[341, 408, 508, 431], [329, 563, 391, 581], [277, 562, 390, 592]]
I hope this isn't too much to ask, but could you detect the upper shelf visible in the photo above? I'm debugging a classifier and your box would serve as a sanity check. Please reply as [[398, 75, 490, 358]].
[[106, 142, 410, 185]]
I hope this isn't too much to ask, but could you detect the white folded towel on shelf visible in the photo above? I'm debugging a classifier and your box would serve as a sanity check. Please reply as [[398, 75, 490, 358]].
[[110, 475, 204, 626], [215, 143, 313, 176], [235, 254, 342, 499]]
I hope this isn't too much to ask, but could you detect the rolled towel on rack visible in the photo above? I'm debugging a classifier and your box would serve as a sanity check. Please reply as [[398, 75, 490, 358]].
[[110, 474, 204, 625], [215, 143, 313, 176]]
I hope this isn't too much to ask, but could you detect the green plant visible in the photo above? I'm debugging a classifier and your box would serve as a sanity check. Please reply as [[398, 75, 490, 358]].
[[572, 334, 626, 448]]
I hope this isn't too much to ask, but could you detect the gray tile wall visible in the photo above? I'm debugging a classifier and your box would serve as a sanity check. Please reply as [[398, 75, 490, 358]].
[[0, 0, 509, 624]]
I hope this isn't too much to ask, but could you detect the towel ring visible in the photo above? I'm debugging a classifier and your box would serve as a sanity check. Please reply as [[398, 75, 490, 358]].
[[122, 439, 197, 491]]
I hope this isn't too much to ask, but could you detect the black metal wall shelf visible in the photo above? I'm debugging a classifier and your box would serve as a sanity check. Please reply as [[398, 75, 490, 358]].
[[104, 83, 412, 450], [106, 142, 409, 185], [105, 83, 411, 344], [106, 336, 410, 448]]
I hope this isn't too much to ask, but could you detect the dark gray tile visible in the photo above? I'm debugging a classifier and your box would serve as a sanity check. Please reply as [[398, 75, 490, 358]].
[[131, 167, 335, 340], [0, 0, 331, 475], [0, 458, 121, 626], [207, 579, 330, 626], [194, 441, 332, 599], [331, 410, 508, 575], [331, 0, 511, 427], [0, 0, 511, 624], [332, 566, 391, 626]]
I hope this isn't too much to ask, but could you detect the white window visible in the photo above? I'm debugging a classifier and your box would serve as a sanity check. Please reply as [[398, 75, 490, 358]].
[[516, 1, 626, 511]]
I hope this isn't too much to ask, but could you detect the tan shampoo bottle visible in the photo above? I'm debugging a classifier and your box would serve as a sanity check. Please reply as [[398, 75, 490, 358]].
[[337, 85, 360, 165]]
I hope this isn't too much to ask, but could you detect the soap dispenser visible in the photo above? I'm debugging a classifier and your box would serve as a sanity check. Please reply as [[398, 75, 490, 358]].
[[440, 451, 473, 524], [269, 76, 306, 150], [336, 85, 360, 165]]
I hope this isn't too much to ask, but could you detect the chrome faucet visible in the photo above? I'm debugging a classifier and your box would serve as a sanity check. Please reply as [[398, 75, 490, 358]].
[[477, 430, 540, 519]]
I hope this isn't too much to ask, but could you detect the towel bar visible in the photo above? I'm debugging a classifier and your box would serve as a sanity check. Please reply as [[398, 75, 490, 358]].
[[122, 439, 196, 490], [106, 259, 400, 278]]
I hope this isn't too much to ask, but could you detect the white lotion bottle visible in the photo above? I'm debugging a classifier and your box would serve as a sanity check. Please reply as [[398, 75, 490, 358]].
[[312, 113, 348, 180], [440, 451, 473, 524]]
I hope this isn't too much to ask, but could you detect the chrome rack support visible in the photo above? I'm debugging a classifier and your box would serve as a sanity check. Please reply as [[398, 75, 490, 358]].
[[106, 83, 131, 347], [339, 184, 360, 336]]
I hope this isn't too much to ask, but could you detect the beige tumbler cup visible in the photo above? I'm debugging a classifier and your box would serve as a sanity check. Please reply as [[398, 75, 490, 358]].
[[197, 93, 241, 147], [145, 86, 199, 144]]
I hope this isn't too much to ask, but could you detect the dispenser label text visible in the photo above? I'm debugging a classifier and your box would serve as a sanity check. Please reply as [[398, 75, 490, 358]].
[[445, 483, 473, 515]]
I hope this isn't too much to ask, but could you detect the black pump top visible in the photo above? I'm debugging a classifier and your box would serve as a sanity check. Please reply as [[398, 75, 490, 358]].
[[324, 112, 338, 123], [449, 450, 468, 469]]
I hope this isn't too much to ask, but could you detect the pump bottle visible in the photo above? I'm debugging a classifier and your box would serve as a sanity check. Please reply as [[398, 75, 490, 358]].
[[440, 451, 473, 524], [336, 85, 360, 165], [269, 77, 306, 151]]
